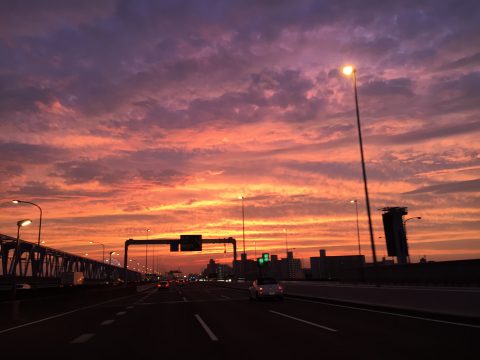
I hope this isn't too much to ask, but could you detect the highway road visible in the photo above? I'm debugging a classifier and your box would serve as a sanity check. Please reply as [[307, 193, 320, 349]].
[[0, 283, 477, 359]]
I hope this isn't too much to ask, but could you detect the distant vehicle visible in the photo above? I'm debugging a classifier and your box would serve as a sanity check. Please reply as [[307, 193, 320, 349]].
[[156, 280, 170, 290], [16, 283, 32, 290], [61, 272, 84, 286], [249, 278, 284, 300], [177, 279, 186, 286]]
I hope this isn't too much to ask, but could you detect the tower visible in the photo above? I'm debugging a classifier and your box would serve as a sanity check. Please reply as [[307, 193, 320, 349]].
[[381, 207, 409, 264]]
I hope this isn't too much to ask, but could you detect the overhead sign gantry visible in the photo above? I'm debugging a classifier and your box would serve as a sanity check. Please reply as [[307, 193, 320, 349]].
[[123, 235, 237, 281]]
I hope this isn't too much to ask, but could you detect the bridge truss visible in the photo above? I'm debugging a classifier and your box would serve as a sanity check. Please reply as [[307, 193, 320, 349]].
[[0, 234, 141, 283]]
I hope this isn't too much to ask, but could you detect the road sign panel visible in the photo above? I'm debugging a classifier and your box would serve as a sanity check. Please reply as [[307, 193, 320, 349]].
[[180, 235, 202, 251]]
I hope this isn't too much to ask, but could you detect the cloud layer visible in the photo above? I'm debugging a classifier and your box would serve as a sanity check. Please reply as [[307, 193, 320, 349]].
[[1, 0, 479, 272]]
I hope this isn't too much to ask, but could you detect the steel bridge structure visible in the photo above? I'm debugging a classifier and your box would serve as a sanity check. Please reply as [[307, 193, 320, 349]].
[[0, 233, 141, 283]]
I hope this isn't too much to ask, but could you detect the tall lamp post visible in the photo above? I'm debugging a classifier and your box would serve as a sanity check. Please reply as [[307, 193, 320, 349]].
[[12, 200, 42, 246], [146, 229, 150, 274], [404, 217, 422, 263], [89, 241, 105, 263], [238, 196, 246, 255], [350, 200, 362, 257], [12, 219, 32, 300], [342, 66, 377, 265], [238, 196, 246, 279]]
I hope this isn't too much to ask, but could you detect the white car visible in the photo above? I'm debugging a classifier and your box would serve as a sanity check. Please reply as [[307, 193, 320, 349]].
[[249, 278, 284, 300]]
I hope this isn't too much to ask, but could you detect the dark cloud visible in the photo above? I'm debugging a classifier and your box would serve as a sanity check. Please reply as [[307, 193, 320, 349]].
[[370, 121, 480, 145], [53, 160, 124, 185], [0, 83, 56, 115], [50, 212, 176, 226], [0, 142, 68, 164], [52, 154, 191, 187], [7, 180, 119, 199], [137, 169, 189, 187], [429, 71, 480, 113], [404, 179, 480, 194], [0, 1, 116, 38], [361, 78, 414, 98], [438, 52, 480, 71]]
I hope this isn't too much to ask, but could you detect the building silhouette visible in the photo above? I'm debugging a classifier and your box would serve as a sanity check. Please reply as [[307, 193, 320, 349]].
[[202, 259, 233, 280], [232, 251, 304, 280], [310, 249, 365, 279]]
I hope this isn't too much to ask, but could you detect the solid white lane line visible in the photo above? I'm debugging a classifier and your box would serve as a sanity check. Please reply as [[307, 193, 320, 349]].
[[0, 293, 140, 335], [116, 311, 127, 316], [183, 297, 188, 302], [70, 333, 95, 344], [269, 310, 337, 332], [287, 298, 480, 329], [195, 314, 219, 341], [100, 320, 115, 326]]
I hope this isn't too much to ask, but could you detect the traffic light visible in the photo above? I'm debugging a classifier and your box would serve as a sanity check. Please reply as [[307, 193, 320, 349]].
[[257, 253, 270, 267]]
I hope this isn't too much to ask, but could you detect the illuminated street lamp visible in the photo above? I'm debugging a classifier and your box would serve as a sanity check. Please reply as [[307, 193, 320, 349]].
[[342, 65, 377, 265], [12, 219, 32, 299], [404, 216, 422, 263], [89, 241, 105, 263], [12, 200, 42, 246], [350, 200, 362, 257], [109, 251, 117, 266]]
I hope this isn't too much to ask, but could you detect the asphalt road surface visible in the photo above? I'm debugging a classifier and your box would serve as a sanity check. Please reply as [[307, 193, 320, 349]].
[[0, 283, 477, 359]]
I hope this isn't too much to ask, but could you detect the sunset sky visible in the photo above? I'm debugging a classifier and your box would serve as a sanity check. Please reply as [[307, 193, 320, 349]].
[[1, 0, 479, 273]]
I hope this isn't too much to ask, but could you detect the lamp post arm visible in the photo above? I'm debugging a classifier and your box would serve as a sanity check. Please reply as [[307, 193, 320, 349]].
[[15, 201, 42, 246]]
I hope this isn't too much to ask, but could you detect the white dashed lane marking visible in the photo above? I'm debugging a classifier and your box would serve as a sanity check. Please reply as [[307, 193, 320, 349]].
[[100, 320, 115, 326], [70, 333, 96, 344], [195, 314, 219, 341], [269, 310, 337, 332]]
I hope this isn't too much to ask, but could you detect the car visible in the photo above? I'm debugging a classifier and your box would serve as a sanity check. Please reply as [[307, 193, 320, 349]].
[[249, 278, 284, 300], [156, 280, 170, 290]]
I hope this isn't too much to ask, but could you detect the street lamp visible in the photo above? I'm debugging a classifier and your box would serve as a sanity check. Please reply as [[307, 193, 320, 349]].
[[12, 219, 32, 299], [238, 195, 247, 279], [404, 216, 422, 263], [146, 229, 150, 273], [350, 200, 362, 257], [342, 65, 377, 265], [109, 251, 117, 266], [89, 241, 105, 263], [238, 196, 245, 255], [12, 200, 42, 246]]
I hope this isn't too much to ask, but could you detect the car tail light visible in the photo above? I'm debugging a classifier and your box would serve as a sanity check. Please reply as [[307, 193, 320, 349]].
[[259, 287, 263, 293], [278, 285, 283, 291]]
